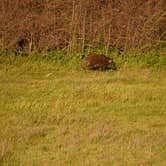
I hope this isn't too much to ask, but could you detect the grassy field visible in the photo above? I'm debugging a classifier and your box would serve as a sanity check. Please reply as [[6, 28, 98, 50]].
[[0, 55, 166, 166]]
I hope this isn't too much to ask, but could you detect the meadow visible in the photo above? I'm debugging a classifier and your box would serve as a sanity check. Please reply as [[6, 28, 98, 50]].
[[0, 51, 166, 166]]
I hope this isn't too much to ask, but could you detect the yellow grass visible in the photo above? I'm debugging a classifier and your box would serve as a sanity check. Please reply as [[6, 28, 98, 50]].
[[0, 60, 166, 166]]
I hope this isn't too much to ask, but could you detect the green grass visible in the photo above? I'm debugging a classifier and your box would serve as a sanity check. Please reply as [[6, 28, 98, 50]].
[[0, 53, 166, 166]]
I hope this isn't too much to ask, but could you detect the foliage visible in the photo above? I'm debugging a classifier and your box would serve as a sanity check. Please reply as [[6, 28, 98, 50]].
[[0, 0, 165, 51]]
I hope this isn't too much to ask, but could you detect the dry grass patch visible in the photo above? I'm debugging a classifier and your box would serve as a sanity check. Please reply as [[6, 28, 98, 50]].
[[0, 61, 166, 165]]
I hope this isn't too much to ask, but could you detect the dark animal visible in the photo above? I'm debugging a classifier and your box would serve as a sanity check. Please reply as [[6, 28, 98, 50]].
[[17, 38, 29, 51], [85, 53, 116, 70]]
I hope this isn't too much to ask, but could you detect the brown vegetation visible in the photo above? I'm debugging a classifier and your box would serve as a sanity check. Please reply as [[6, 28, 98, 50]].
[[0, 0, 165, 52]]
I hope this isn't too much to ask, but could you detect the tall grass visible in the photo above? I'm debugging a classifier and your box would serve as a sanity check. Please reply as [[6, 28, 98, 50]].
[[1, 41, 165, 71]]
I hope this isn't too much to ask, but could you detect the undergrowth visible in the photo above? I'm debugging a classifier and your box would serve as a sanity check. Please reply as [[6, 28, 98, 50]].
[[0, 42, 165, 71]]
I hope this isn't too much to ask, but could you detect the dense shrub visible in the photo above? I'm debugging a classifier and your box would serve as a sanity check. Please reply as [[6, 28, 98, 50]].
[[0, 0, 165, 52]]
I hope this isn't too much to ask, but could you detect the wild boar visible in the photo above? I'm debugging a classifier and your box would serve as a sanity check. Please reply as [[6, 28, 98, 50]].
[[85, 53, 116, 70]]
